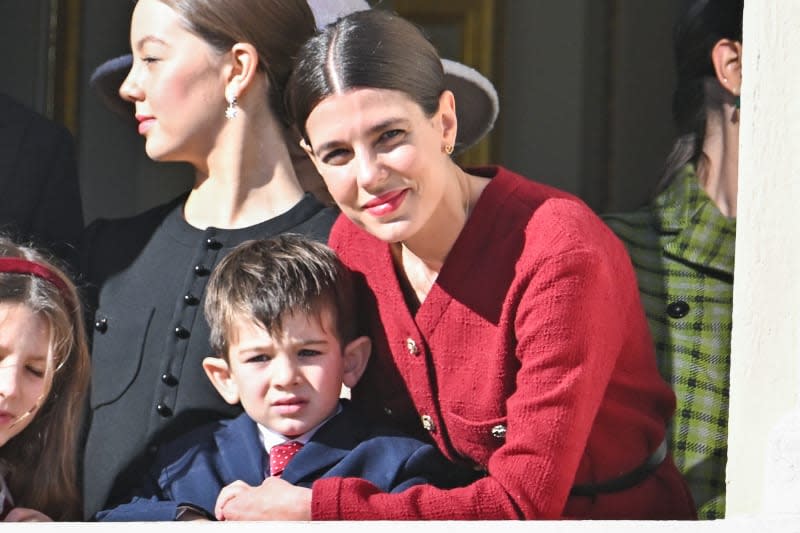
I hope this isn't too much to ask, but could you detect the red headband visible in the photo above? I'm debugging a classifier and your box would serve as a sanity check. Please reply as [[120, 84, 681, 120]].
[[0, 257, 72, 302]]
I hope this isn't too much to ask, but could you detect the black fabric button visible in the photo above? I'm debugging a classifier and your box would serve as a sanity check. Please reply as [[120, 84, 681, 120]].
[[156, 403, 173, 417], [94, 317, 108, 333], [161, 373, 178, 386], [194, 264, 210, 276], [174, 326, 190, 339], [146, 444, 158, 455], [666, 300, 690, 319], [184, 294, 200, 306], [205, 238, 222, 250]]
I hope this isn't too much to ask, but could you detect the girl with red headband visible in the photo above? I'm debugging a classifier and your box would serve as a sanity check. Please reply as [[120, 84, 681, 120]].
[[0, 236, 90, 522]]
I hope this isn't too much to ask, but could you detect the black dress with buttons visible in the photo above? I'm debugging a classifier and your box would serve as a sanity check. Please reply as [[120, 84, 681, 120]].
[[79, 192, 337, 519]]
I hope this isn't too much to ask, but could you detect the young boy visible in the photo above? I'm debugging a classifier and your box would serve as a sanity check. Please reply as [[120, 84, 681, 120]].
[[95, 235, 471, 521]]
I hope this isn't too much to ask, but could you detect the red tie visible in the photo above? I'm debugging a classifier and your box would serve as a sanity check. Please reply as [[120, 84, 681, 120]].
[[269, 441, 303, 477]]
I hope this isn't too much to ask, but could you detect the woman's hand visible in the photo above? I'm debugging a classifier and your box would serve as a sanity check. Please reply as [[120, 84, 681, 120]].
[[214, 479, 250, 519], [3, 507, 53, 522], [215, 477, 312, 521]]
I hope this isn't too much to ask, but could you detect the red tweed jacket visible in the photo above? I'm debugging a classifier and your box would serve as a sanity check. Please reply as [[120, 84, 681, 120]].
[[314, 166, 696, 520]]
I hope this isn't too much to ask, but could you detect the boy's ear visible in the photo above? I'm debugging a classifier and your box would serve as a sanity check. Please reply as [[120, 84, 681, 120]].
[[341, 336, 371, 389], [202, 356, 240, 405]]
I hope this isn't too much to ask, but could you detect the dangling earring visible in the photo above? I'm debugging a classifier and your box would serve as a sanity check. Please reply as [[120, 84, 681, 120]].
[[444, 144, 454, 155], [225, 95, 238, 120], [734, 94, 741, 110]]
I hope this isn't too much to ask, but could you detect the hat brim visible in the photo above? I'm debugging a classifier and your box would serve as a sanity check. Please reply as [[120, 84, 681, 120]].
[[89, 54, 135, 121], [89, 54, 498, 153], [442, 59, 499, 154]]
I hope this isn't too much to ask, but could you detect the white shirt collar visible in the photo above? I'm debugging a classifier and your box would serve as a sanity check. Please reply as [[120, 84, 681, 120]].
[[256, 402, 342, 454]]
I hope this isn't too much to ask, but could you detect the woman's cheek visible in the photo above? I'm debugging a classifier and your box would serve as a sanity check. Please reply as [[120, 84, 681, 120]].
[[323, 171, 357, 206]]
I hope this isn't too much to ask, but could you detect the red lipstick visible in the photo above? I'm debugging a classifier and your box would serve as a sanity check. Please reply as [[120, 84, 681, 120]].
[[362, 189, 408, 217]]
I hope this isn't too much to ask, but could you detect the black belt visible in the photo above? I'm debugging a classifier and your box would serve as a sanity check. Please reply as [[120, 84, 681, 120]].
[[570, 439, 668, 497]]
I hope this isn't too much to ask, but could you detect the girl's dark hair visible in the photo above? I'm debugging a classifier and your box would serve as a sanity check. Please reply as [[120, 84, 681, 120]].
[[0, 236, 90, 520], [286, 9, 445, 142], [656, 0, 744, 194], [159, 0, 316, 126]]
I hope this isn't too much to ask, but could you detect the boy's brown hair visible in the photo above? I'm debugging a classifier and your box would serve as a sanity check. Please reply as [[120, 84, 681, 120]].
[[204, 234, 359, 358]]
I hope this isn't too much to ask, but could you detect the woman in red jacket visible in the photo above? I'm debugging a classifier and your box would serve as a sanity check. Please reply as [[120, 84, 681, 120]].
[[215, 9, 697, 520]]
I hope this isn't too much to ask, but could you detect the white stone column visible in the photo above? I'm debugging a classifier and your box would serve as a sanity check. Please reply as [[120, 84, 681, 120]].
[[727, 0, 800, 517]]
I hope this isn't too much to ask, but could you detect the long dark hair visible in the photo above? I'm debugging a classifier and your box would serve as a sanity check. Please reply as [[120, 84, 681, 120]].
[[655, 0, 743, 194], [286, 9, 445, 143]]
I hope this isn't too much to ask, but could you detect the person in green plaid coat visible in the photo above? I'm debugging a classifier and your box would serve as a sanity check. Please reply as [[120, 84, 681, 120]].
[[603, 0, 742, 520]]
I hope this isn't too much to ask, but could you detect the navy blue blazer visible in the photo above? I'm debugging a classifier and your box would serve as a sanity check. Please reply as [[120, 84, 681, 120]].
[[96, 401, 474, 521]]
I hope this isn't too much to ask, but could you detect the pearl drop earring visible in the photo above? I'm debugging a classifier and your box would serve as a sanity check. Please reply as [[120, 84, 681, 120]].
[[225, 95, 238, 120]]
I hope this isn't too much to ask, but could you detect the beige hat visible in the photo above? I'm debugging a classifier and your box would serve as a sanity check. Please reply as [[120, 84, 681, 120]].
[[90, 0, 499, 152]]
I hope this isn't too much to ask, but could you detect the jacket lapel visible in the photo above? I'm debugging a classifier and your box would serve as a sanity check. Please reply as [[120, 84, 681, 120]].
[[215, 414, 266, 486], [656, 165, 736, 277], [281, 402, 367, 484]]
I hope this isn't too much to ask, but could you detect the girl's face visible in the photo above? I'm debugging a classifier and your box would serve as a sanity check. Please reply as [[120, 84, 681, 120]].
[[119, 0, 229, 165], [0, 303, 53, 447], [304, 88, 454, 243]]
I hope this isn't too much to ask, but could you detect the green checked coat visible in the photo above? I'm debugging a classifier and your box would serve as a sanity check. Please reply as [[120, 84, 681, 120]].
[[603, 164, 735, 520]]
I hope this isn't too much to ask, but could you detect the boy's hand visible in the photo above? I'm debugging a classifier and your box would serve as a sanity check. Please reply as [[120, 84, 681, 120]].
[[215, 477, 312, 521], [4, 507, 53, 522]]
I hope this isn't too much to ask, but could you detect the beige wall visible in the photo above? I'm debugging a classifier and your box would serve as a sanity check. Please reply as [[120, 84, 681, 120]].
[[726, 0, 800, 517]]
